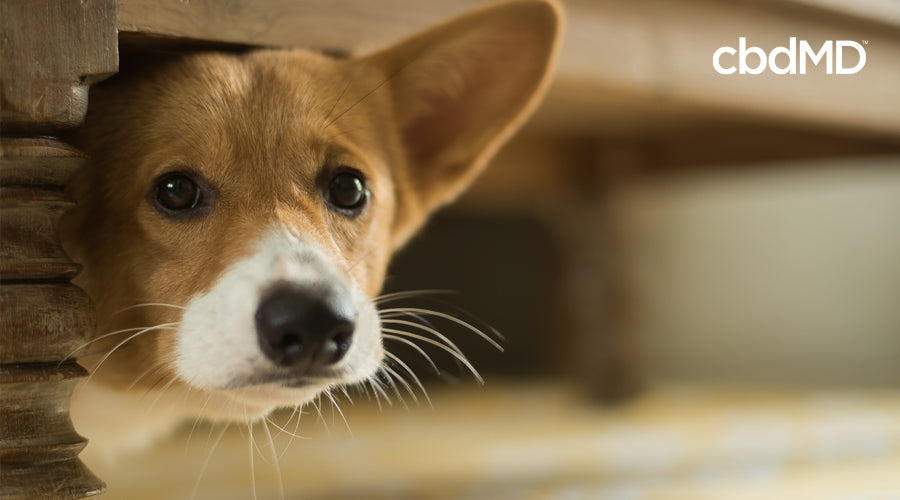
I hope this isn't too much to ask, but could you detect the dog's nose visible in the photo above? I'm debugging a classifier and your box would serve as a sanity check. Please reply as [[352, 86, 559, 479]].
[[255, 285, 356, 369]]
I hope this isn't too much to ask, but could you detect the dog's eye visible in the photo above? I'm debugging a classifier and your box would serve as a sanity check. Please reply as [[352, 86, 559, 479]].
[[326, 171, 367, 212], [154, 173, 201, 212]]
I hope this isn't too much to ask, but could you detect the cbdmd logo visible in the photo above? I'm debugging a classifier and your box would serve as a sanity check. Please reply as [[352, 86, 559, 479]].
[[713, 37, 867, 75]]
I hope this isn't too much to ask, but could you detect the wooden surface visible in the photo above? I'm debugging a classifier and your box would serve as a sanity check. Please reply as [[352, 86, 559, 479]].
[[0, 0, 117, 129], [0, 1, 117, 498], [116, 0, 900, 139], [0, 140, 106, 500], [0, 364, 101, 500], [89, 382, 900, 500]]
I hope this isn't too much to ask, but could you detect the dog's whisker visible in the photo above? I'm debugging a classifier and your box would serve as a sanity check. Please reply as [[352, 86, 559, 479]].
[[266, 415, 309, 441], [272, 409, 304, 461], [384, 350, 432, 407], [373, 289, 454, 305], [320, 75, 355, 129], [136, 369, 172, 402], [323, 61, 410, 130], [354, 379, 375, 403], [381, 295, 505, 340], [261, 418, 286, 500], [367, 376, 391, 410], [377, 366, 409, 410], [337, 385, 355, 406], [323, 388, 352, 435], [310, 395, 330, 435], [379, 311, 439, 336], [144, 375, 180, 415], [380, 307, 504, 350], [82, 323, 179, 386], [60, 322, 179, 365], [382, 333, 442, 375], [246, 421, 275, 468], [177, 376, 196, 408], [381, 320, 468, 356], [124, 362, 168, 392], [382, 328, 485, 384], [142, 368, 176, 395], [190, 422, 230, 500], [246, 417, 259, 500], [185, 392, 218, 454], [365, 381, 381, 409], [290, 405, 304, 444], [128, 363, 166, 390], [114, 302, 187, 315], [381, 357, 423, 407], [326, 388, 336, 427]]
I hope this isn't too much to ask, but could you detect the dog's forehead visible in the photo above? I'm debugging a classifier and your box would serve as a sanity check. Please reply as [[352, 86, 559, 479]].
[[180, 53, 364, 137], [126, 51, 396, 256], [175, 50, 367, 118], [142, 50, 395, 186]]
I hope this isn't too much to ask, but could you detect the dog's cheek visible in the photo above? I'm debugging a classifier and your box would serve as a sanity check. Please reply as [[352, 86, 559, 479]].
[[171, 253, 271, 390], [352, 212, 397, 297], [342, 294, 384, 382]]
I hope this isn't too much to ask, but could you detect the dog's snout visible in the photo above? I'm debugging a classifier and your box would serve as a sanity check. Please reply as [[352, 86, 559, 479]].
[[255, 286, 356, 370]]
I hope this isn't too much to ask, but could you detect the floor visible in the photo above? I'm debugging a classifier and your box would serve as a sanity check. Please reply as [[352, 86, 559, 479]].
[[89, 381, 900, 500]]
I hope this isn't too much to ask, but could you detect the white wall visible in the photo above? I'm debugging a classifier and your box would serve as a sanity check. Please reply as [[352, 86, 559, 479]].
[[621, 156, 900, 387]]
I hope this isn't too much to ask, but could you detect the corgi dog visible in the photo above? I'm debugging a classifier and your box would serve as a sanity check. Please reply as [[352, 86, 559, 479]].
[[61, 0, 562, 462]]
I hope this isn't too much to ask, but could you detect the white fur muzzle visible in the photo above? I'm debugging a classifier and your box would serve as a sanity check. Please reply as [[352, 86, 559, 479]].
[[173, 228, 382, 411]]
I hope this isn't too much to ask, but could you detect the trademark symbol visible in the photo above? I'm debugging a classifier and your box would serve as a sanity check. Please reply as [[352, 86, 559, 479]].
[[863, 40, 869, 44]]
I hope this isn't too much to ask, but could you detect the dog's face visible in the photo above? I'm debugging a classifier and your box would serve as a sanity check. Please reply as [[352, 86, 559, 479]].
[[62, 0, 561, 419]]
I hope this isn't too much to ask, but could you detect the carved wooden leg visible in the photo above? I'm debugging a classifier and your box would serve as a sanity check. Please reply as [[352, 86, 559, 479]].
[[0, 1, 116, 498]]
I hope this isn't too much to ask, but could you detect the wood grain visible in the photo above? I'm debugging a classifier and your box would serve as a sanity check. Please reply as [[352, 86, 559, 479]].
[[0, 1, 116, 498], [90, 383, 900, 500], [116, 0, 900, 138], [0, 141, 106, 499], [0, 0, 117, 129], [0, 364, 101, 500], [0, 284, 95, 364]]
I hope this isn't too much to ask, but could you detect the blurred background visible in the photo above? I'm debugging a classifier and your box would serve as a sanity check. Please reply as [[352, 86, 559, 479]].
[[104, 0, 900, 498]]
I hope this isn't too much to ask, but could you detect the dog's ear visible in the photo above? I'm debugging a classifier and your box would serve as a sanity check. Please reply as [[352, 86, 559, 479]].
[[367, 0, 563, 247]]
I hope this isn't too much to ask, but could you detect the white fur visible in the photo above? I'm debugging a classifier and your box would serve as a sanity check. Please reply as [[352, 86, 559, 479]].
[[73, 227, 384, 463], [174, 227, 383, 409]]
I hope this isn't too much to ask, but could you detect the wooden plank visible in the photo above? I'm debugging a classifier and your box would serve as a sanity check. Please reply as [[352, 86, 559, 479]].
[[545, 0, 900, 138], [117, 0, 900, 138], [87, 383, 900, 499], [784, 0, 900, 29], [117, 0, 488, 49]]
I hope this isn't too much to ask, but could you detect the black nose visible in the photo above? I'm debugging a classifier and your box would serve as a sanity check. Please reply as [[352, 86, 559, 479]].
[[255, 285, 356, 369]]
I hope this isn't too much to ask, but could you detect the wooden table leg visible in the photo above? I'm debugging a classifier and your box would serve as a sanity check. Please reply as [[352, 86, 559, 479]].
[[0, 1, 117, 498], [548, 142, 646, 403]]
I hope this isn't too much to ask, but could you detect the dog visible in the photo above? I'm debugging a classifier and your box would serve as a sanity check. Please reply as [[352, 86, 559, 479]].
[[61, 0, 562, 463]]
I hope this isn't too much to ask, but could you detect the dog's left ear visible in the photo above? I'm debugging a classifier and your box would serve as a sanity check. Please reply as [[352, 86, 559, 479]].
[[366, 0, 563, 246]]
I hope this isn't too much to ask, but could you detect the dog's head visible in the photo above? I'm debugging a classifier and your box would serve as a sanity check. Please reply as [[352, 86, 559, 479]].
[[62, 0, 561, 419]]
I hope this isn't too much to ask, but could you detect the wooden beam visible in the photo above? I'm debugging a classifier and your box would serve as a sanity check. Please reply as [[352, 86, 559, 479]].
[[543, 0, 900, 138], [117, 0, 900, 138], [784, 0, 900, 29]]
